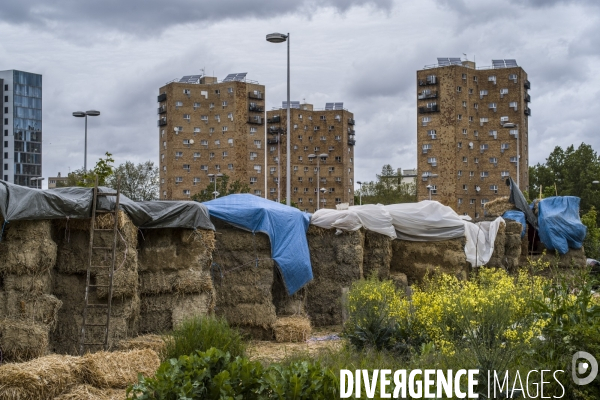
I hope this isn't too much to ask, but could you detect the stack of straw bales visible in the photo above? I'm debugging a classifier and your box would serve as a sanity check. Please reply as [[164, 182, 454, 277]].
[[52, 212, 140, 354], [306, 226, 364, 326], [504, 220, 523, 269], [390, 237, 468, 284], [0, 220, 61, 362], [138, 228, 216, 334], [211, 222, 276, 339], [486, 220, 506, 268], [362, 230, 392, 279], [0, 349, 159, 400]]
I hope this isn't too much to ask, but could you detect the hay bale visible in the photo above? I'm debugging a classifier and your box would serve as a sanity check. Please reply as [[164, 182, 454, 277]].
[[505, 220, 523, 235], [0, 238, 57, 275], [82, 349, 160, 389], [389, 272, 409, 293], [3, 273, 53, 294], [139, 293, 212, 334], [505, 234, 522, 257], [54, 384, 126, 400], [390, 238, 468, 285], [484, 197, 516, 217], [272, 316, 312, 343], [3, 220, 52, 241], [116, 334, 166, 356], [306, 228, 364, 326], [0, 354, 84, 400], [487, 225, 506, 268], [95, 268, 139, 299], [139, 269, 213, 295], [362, 230, 392, 279], [0, 318, 49, 362], [56, 231, 138, 275], [4, 291, 62, 327], [138, 228, 214, 272], [54, 211, 137, 244]]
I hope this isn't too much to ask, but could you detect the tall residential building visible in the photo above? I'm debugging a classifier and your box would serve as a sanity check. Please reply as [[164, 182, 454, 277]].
[[416, 58, 530, 218], [158, 74, 266, 200], [0, 70, 43, 187], [265, 102, 356, 212]]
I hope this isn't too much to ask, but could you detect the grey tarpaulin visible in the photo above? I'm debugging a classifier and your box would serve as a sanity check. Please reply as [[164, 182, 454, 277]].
[[0, 181, 214, 231], [506, 177, 538, 230]]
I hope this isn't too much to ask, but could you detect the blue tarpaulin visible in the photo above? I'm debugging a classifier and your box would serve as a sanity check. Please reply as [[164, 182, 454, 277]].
[[502, 210, 526, 238], [537, 196, 587, 255], [203, 194, 312, 295]]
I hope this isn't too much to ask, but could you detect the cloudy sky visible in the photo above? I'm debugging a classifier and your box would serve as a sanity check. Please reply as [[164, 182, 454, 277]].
[[2, 0, 599, 189]]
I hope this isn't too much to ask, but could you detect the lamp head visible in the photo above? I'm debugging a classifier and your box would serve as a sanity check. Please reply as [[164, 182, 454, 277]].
[[266, 33, 288, 43], [86, 110, 101, 117], [72, 111, 86, 117], [357, 181, 362, 185]]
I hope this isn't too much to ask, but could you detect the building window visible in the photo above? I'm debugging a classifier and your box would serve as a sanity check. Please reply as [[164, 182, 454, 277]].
[[193, 102, 200, 110], [458, 142, 462, 149], [194, 127, 200, 134], [500, 116, 509, 123], [422, 117, 431, 126], [183, 189, 190, 196], [457, 86, 462, 92], [470, 199, 475, 205], [176, 101, 183, 108], [249, 152, 258, 160], [462, 129, 467, 135], [222, 101, 228, 107], [457, 114, 462, 120], [480, 171, 489, 177], [458, 198, 463, 205], [463, 185, 468, 190], [500, 88, 508, 97], [458, 170, 462, 176], [463, 157, 468, 163], [489, 157, 498, 164], [488, 76, 496, 84], [509, 101, 518, 110], [228, 164, 234, 170], [470, 171, 475, 177], [250, 177, 257, 184], [254, 140, 261, 148], [479, 90, 488, 98], [462, 101, 467, 108]]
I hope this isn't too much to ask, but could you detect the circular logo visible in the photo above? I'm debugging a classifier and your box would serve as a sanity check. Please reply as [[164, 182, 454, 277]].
[[572, 351, 598, 386]]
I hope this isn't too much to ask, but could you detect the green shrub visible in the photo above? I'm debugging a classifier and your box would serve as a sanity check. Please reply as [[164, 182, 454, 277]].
[[127, 348, 338, 399], [582, 207, 600, 260], [163, 315, 246, 360]]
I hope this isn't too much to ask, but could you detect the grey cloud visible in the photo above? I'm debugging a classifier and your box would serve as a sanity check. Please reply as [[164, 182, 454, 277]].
[[2, 0, 393, 36]]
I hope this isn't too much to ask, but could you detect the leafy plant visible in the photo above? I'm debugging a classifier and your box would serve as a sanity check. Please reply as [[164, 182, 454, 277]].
[[163, 315, 246, 361], [127, 348, 338, 399]]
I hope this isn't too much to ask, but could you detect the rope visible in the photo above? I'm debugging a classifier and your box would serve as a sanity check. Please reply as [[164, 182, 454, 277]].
[[64, 217, 70, 243], [0, 220, 7, 242], [114, 229, 128, 272]]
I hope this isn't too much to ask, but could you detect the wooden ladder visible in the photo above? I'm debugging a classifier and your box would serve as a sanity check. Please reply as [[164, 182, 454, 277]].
[[79, 177, 121, 355]]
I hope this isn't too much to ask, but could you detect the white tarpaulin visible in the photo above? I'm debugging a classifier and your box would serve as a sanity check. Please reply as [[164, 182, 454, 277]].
[[310, 201, 506, 267], [463, 217, 505, 267]]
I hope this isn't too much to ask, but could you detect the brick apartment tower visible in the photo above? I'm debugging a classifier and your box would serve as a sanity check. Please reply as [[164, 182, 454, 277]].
[[158, 74, 266, 200], [416, 58, 531, 218], [265, 102, 356, 212]]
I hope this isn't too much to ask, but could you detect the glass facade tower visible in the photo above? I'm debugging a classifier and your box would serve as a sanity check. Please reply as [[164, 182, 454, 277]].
[[0, 70, 43, 187]]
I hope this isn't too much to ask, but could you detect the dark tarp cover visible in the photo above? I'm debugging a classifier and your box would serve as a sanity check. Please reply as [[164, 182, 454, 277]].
[[537, 196, 586, 255], [502, 210, 526, 238], [0, 181, 214, 231], [507, 177, 538, 230], [203, 194, 312, 295]]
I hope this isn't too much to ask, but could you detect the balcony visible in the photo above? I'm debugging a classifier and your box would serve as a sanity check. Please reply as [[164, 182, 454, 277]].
[[267, 116, 281, 123], [267, 138, 279, 144], [524, 80, 531, 90], [524, 93, 531, 103], [157, 105, 166, 114], [157, 93, 167, 102], [249, 105, 264, 113], [524, 108, 531, 116], [418, 79, 437, 86], [348, 139, 356, 146], [248, 92, 263, 100], [157, 118, 167, 127], [268, 127, 284, 135], [348, 129, 355, 135], [418, 92, 438, 100], [419, 105, 439, 113], [348, 118, 355, 125], [248, 117, 263, 125]]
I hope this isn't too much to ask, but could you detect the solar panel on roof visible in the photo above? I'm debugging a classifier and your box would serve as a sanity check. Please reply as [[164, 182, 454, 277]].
[[334, 102, 344, 110], [282, 101, 300, 109], [449, 57, 462, 65], [233, 72, 248, 82], [437, 57, 450, 66], [223, 73, 237, 82], [179, 75, 192, 83], [325, 103, 334, 110], [492, 60, 505, 68], [504, 59, 518, 67]]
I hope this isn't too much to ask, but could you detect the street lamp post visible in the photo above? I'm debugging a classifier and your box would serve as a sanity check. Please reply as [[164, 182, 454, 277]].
[[502, 122, 519, 188], [73, 110, 101, 174], [357, 181, 363, 205], [475, 185, 481, 219], [426, 184, 432, 200], [308, 153, 328, 210], [266, 32, 291, 207], [320, 187, 326, 208], [208, 173, 224, 199]]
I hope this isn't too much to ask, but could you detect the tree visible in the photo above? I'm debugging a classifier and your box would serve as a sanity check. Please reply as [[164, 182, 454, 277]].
[[354, 164, 417, 205], [529, 143, 600, 217], [107, 161, 159, 201], [191, 174, 250, 202], [56, 152, 115, 188]]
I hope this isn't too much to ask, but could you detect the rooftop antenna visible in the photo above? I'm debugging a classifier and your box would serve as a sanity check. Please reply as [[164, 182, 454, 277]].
[[463, 53, 467, 61], [200, 67, 205, 76]]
